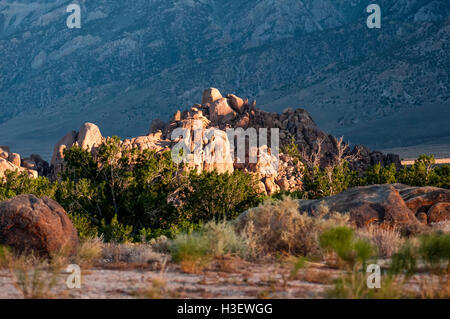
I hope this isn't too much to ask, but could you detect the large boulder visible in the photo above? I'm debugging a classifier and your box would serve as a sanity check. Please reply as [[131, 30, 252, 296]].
[[227, 94, 245, 114], [209, 98, 237, 124], [50, 123, 104, 180], [0, 158, 19, 178], [396, 186, 450, 214], [299, 185, 420, 228], [0, 158, 38, 179], [202, 129, 234, 174], [427, 202, 450, 224], [8, 153, 21, 167], [51, 130, 77, 171], [77, 122, 103, 152], [201, 88, 223, 105], [0, 195, 78, 257]]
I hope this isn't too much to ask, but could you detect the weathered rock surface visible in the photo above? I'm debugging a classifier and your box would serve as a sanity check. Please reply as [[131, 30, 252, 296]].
[[49, 88, 401, 195], [427, 202, 450, 224], [299, 184, 450, 228], [396, 186, 450, 214], [50, 123, 105, 180], [0, 146, 45, 179], [201, 88, 223, 105], [227, 94, 245, 114], [0, 195, 78, 257], [209, 98, 237, 124], [77, 123, 103, 151], [299, 185, 420, 228]]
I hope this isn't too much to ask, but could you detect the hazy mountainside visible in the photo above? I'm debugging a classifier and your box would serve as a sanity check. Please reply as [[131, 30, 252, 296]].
[[0, 0, 449, 159]]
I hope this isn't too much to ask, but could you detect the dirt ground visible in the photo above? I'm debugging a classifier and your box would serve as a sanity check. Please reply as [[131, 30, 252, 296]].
[[0, 257, 342, 299]]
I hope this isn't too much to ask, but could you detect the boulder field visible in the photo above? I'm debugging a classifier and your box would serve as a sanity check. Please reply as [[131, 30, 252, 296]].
[[299, 184, 450, 229], [46, 88, 400, 195], [0, 146, 49, 179]]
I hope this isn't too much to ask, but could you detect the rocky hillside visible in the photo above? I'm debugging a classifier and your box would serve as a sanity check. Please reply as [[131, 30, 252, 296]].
[[0, 0, 448, 158]]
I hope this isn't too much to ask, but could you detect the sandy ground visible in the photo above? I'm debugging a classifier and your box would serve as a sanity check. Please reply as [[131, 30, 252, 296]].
[[401, 158, 450, 166], [0, 257, 341, 299]]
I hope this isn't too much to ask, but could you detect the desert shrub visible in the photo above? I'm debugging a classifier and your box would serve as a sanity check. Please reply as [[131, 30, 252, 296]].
[[76, 237, 103, 268], [5, 252, 63, 299], [134, 277, 180, 299], [60, 139, 262, 240], [327, 272, 404, 299], [300, 154, 449, 200], [181, 170, 262, 222], [412, 275, 450, 299], [364, 163, 397, 185], [100, 214, 133, 243], [169, 232, 212, 273], [320, 226, 374, 269], [389, 242, 418, 277], [102, 243, 165, 266], [390, 233, 450, 276], [236, 197, 350, 257], [69, 212, 98, 241], [0, 170, 56, 201], [302, 161, 360, 198], [150, 236, 171, 253], [169, 221, 246, 273], [357, 225, 404, 258], [202, 221, 247, 258], [419, 233, 450, 273], [61, 140, 181, 238], [0, 246, 11, 268], [288, 256, 308, 280]]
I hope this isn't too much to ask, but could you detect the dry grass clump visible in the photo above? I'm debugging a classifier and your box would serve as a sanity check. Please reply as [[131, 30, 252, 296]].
[[411, 275, 450, 299], [357, 225, 404, 258], [150, 235, 170, 253], [170, 232, 212, 273], [0, 246, 11, 268], [326, 272, 405, 299], [3, 251, 64, 299], [236, 197, 350, 257], [134, 277, 181, 299], [169, 221, 247, 274], [101, 243, 167, 270], [75, 237, 103, 268], [428, 221, 450, 233]]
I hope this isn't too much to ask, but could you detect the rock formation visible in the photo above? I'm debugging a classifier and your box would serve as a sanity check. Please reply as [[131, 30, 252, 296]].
[[0, 194, 78, 257], [51, 123, 103, 180], [298, 183, 450, 229], [49, 88, 401, 195], [0, 146, 47, 179]]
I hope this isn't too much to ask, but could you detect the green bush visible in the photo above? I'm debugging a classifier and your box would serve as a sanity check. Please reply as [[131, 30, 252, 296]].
[[69, 213, 99, 241], [169, 232, 212, 273], [320, 226, 374, 269], [181, 170, 263, 222], [100, 214, 133, 243], [203, 221, 247, 258], [327, 272, 404, 299], [390, 242, 417, 277], [419, 233, 450, 273], [169, 221, 247, 273], [0, 171, 56, 201]]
